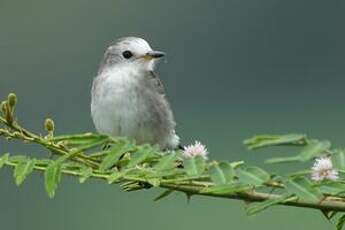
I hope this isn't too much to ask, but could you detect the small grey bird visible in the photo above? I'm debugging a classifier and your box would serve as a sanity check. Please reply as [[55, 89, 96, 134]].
[[91, 37, 180, 150]]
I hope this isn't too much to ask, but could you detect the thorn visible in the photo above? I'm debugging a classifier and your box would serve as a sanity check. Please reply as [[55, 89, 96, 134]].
[[243, 200, 252, 206], [185, 192, 193, 204]]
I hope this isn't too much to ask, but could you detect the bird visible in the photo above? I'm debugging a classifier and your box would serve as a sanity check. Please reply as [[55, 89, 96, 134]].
[[91, 37, 180, 150]]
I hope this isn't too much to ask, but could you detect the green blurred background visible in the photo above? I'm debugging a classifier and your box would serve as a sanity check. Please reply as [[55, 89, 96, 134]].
[[1, 0, 345, 229]]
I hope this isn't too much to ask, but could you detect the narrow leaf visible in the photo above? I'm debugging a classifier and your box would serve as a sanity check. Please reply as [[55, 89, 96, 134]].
[[333, 150, 345, 170], [107, 171, 123, 184], [147, 168, 182, 178], [244, 134, 306, 150], [319, 182, 345, 195], [154, 153, 177, 171], [288, 170, 311, 177], [9, 155, 28, 163], [100, 141, 135, 171], [126, 146, 155, 168], [286, 177, 323, 202], [79, 166, 93, 183], [237, 167, 270, 186], [75, 138, 110, 151], [148, 178, 160, 187], [265, 156, 301, 164], [321, 210, 337, 221], [230, 161, 244, 168], [44, 163, 62, 198], [337, 214, 345, 230], [14, 159, 36, 185], [0, 153, 9, 168], [219, 162, 235, 181], [246, 194, 292, 215], [53, 133, 108, 145], [209, 162, 234, 185], [265, 141, 330, 163], [201, 184, 251, 194], [62, 161, 83, 169], [184, 156, 206, 176], [298, 140, 331, 161]]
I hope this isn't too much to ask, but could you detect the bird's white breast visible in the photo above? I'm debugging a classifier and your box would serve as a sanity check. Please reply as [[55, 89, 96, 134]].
[[91, 66, 150, 140]]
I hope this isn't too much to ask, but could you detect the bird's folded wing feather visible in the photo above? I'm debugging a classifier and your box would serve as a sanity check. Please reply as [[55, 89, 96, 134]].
[[148, 71, 166, 95]]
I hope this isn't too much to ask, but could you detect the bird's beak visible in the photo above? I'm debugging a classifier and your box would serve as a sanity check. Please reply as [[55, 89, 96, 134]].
[[142, 51, 165, 60]]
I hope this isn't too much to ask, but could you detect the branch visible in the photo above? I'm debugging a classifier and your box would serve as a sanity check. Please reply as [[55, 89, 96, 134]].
[[2, 93, 345, 229]]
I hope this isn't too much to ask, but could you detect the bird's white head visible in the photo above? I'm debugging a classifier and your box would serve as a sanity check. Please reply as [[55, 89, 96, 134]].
[[98, 37, 165, 73]]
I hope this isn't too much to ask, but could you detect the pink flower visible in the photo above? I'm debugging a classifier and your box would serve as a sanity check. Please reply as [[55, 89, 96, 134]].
[[311, 157, 338, 182], [182, 141, 208, 160]]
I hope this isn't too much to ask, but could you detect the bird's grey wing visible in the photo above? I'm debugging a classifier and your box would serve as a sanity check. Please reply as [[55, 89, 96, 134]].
[[144, 71, 179, 149], [148, 71, 165, 95]]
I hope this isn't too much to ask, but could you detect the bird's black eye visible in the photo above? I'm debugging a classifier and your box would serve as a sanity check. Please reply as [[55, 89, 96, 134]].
[[122, 50, 133, 59]]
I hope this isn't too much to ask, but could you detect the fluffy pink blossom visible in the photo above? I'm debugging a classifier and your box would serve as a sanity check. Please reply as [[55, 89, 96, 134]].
[[311, 157, 338, 182], [182, 141, 208, 160]]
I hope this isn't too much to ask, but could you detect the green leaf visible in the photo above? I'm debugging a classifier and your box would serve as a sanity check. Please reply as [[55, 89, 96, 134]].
[[246, 194, 293, 215], [230, 161, 244, 168], [79, 166, 93, 184], [33, 159, 52, 167], [126, 146, 155, 168], [336, 214, 345, 230], [54, 133, 111, 151], [201, 183, 251, 194], [265, 156, 301, 164], [9, 155, 28, 163], [154, 189, 174, 201], [147, 178, 160, 187], [74, 138, 110, 151], [0, 153, 9, 169], [285, 177, 323, 202], [333, 150, 345, 170], [154, 153, 177, 171], [100, 141, 135, 171], [184, 156, 206, 176], [319, 182, 345, 195], [288, 170, 311, 177], [44, 163, 62, 198], [321, 210, 337, 221], [265, 140, 331, 164], [147, 168, 182, 178], [107, 171, 123, 184], [14, 159, 36, 185], [244, 134, 306, 150], [62, 161, 83, 169], [209, 162, 234, 185], [298, 140, 331, 161], [53, 133, 108, 145], [237, 167, 270, 186]]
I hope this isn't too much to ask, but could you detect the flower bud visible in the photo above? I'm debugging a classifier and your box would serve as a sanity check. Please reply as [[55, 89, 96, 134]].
[[7, 93, 17, 109], [44, 118, 55, 133], [1, 101, 13, 124], [1, 101, 8, 116]]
